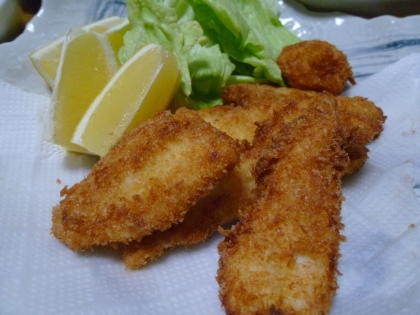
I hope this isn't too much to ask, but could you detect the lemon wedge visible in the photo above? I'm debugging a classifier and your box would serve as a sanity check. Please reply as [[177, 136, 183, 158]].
[[49, 29, 119, 153], [29, 16, 127, 88], [72, 44, 180, 157], [103, 20, 131, 60]]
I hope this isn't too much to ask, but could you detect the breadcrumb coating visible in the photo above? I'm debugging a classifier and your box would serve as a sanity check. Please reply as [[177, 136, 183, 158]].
[[52, 108, 239, 250], [217, 93, 349, 315], [222, 83, 385, 175], [277, 40, 356, 95]]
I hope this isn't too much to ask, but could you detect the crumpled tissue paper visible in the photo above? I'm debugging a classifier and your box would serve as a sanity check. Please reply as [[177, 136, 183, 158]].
[[0, 53, 419, 315]]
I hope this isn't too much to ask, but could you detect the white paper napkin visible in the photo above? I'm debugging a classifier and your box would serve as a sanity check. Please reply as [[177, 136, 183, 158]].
[[0, 54, 419, 315]]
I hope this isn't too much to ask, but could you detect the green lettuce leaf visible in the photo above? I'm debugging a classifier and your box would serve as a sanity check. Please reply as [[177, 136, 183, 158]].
[[120, 0, 235, 104], [119, 0, 197, 96], [186, 0, 300, 84], [119, 0, 300, 108]]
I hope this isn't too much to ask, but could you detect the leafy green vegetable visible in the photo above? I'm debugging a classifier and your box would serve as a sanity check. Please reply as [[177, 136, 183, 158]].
[[119, 0, 299, 108], [119, 0, 199, 96], [187, 0, 300, 84]]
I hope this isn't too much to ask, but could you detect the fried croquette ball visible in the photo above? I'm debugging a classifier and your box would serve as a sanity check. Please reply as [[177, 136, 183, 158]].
[[277, 40, 356, 95]]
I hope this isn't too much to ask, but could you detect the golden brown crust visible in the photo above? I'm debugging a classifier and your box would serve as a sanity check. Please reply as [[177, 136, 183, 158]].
[[277, 40, 356, 95], [197, 105, 263, 142], [122, 101, 276, 269], [122, 123, 259, 269], [122, 97, 296, 269], [121, 84, 387, 268], [217, 94, 348, 315], [122, 142, 256, 269], [52, 108, 239, 251], [335, 95, 385, 175], [222, 83, 386, 175], [121, 87, 387, 269]]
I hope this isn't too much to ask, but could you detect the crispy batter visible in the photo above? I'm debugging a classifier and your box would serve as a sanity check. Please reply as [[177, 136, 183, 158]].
[[122, 99, 283, 269], [197, 105, 267, 142], [122, 117, 259, 269], [122, 147, 255, 269], [222, 83, 385, 174], [52, 108, 239, 251], [277, 40, 356, 95], [217, 94, 349, 315], [335, 95, 385, 174], [122, 98, 293, 269], [122, 83, 385, 268]]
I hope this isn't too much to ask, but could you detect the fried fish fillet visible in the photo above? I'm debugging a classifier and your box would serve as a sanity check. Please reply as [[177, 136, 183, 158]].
[[222, 83, 385, 175], [122, 83, 385, 269], [197, 104, 267, 142], [122, 96, 297, 269], [122, 147, 255, 269], [122, 85, 384, 268], [122, 102, 277, 269], [52, 108, 239, 251], [121, 91, 344, 269], [276, 40, 356, 95], [217, 94, 349, 315], [335, 95, 385, 174]]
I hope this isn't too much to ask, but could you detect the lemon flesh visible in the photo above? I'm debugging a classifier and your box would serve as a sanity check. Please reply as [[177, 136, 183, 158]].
[[103, 20, 131, 61], [29, 17, 126, 88], [72, 44, 180, 157], [50, 30, 119, 153]]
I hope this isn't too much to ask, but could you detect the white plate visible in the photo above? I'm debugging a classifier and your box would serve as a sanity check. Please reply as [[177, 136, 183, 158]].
[[0, 1, 419, 315], [279, 0, 420, 81], [1, 0, 420, 95]]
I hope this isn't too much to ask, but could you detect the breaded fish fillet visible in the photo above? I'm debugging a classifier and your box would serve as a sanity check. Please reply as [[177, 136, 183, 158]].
[[197, 104, 267, 142], [222, 83, 385, 175], [122, 88, 381, 268], [122, 85, 385, 268], [335, 95, 385, 175], [52, 108, 239, 251], [276, 40, 356, 95], [122, 101, 281, 269], [122, 147, 255, 269], [217, 94, 349, 315], [122, 96, 296, 269]]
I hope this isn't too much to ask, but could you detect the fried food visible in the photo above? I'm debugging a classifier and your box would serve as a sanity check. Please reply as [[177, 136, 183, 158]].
[[122, 148, 255, 269], [222, 83, 385, 175], [122, 82, 385, 269], [122, 86, 384, 268], [122, 99, 285, 269], [52, 108, 239, 251], [335, 95, 385, 174], [277, 40, 356, 95], [122, 112, 260, 269], [197, 105, 263, 142], [217, 94, 349, 315], [122, 98, 297, 269]]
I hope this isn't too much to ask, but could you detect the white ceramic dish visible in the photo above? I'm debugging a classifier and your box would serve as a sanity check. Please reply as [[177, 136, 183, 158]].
[[279, 0, 420, 80], [1, 0, 420, 96], [0, 1, 420, 315]]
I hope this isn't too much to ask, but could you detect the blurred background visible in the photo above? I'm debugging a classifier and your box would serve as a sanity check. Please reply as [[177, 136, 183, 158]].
[[2, 0, 420, 44], [294, 0, 420, 18], [0, 0, 41, 43]]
